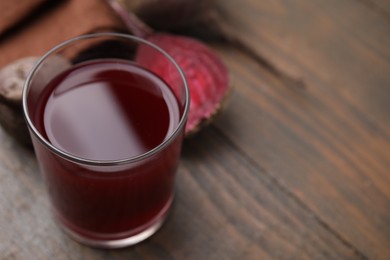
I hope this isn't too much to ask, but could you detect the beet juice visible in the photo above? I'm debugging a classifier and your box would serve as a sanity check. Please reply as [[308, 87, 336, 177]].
[[31, 59, 184, 242]]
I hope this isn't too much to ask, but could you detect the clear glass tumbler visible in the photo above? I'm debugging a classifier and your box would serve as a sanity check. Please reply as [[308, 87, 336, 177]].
[[23, 33, 189, 248]]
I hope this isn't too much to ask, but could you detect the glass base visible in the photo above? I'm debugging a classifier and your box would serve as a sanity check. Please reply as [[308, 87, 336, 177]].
[[56, 196, 173, 249]]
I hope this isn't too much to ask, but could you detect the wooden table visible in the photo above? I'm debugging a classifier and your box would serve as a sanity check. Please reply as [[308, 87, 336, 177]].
[[1, 0, 389, 259]]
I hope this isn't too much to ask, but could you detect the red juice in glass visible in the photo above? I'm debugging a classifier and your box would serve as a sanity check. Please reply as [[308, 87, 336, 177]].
[[23, 34, 189, 248]]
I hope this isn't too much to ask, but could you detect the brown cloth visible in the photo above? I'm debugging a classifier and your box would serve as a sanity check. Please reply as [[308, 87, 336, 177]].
[[0, 0, 127, 68], [0, 0, 48, 35]]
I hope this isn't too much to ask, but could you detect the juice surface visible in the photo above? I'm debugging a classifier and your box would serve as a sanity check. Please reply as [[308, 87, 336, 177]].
[[36, 59, 180, 161]]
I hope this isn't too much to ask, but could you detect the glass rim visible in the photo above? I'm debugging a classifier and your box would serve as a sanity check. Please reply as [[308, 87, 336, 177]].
[[23, 32, 190, 166]]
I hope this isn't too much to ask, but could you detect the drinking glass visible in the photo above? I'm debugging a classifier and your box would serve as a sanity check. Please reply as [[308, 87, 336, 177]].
[[23, 33, 189, 248]]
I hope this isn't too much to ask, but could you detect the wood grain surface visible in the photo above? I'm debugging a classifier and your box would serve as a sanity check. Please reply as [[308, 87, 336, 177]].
[[0, 0, 389, 259]]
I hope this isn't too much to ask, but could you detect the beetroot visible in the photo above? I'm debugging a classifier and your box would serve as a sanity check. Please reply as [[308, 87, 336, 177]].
[[137, 33, 229, 134], [0, 56, 70, 146], [107, 0, 230, 135]]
